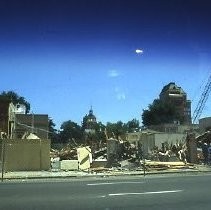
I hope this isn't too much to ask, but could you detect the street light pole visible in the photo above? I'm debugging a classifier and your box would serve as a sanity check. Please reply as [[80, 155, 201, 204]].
[[1, 139, 5, 182]]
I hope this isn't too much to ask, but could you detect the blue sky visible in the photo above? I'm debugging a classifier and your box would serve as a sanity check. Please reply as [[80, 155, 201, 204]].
[[1, 0, 211, 128]]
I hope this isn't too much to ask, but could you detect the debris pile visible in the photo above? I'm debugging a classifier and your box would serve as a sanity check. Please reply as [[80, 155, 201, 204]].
[[50, 134, 201, 172], [92, 146, 107, 160], [196, 131, 211, 164], [148, 143, 187, 163], [50, 144, 77, 160]]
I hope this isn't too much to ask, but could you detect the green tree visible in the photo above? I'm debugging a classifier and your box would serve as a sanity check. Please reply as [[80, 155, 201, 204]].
[[59, 120, 83, 144], [82, 121, 106, 145], [0, 90, 30, 113], [126, 118, 140, 132], [106, 121, 127, 139], [142, 99, 178, 126], [94, 121, 106, 142], [48, 118, 59, 143]]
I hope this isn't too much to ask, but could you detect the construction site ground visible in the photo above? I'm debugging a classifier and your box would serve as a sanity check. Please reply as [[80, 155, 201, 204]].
[[2, 164, 211, 180]]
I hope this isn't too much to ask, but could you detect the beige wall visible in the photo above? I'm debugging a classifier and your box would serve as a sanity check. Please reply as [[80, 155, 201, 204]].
[[140, 133, 155, 155], [127, 131, 186, 155], [149, 124, 192, 134], [126, 132, 141, 144], [0, 139, 50, 171], [153, 133, 186, 148]]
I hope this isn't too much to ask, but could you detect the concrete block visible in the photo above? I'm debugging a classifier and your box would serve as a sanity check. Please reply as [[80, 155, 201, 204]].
[[51, 159, 61, 170], [77, 147, 92, 170], [60, 160, 79, 171], [91, 160, 107, 168]]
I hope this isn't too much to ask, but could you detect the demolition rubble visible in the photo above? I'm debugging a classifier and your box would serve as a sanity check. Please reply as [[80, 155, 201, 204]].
[[50, 132, 204, 174]]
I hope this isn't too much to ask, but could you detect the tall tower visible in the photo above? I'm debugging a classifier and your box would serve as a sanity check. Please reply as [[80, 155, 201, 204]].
[[82, 107, 97, 134], [159, 82, 191, 125]]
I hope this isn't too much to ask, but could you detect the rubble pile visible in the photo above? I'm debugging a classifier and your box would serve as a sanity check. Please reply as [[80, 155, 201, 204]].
[[50, 135, 200, 172], [148, 143, 187, 163], [196, 131, 211, 163], [50, 144, 78, 160], [92, 146, 107, 160], [196, 131, 211, 142]]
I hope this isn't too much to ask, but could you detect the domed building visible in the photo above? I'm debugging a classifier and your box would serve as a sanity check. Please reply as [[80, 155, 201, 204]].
[[82, 107, 97, 134]]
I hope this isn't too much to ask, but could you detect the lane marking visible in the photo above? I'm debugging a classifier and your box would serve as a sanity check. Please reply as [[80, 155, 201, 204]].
[[98, 195, 106, 198], [87, 181, 144, 186], [108, 190, 183, 197]]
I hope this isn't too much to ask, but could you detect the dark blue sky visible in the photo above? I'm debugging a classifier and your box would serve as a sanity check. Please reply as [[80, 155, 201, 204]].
[[1, 0, 211, 127], [1, 0, 211, 54]]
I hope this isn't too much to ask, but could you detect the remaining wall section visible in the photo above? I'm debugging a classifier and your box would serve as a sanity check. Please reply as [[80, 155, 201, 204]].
[[0, 139, 50, 171], [199, 117, 211, 133]]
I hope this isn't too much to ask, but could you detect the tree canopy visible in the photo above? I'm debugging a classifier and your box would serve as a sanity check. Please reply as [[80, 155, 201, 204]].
[[0, 90, 30, 113], [142, 99, 178, 126], [59, 120, 83, 144], [106, 121, 126, 139], [48, 118, 59, 143], [125, 118, 140, 132], [106, 119, 140, 139], [56, 118, 140, 144]]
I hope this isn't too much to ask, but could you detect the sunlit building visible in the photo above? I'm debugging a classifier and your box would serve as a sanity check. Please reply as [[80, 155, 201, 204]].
[[159, 82, 191, 125]]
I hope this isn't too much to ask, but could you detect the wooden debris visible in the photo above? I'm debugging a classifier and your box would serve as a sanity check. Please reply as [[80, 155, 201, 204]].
[[50, 147, 77, 160], [144, 161, 194, 170]]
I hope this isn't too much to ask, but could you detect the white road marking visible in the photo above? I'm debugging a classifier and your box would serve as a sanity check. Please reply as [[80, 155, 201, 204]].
[[98, 195, 106, 198], [108, 190, 183, 197], [87, 181, 144, 186]]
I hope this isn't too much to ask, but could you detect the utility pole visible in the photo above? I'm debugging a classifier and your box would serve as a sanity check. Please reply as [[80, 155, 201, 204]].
[[31, 112, 34, 133], [1, 139, 5, 182]]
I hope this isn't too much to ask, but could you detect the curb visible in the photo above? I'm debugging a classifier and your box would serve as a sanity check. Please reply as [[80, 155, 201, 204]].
[[2, 168, 211, 180]]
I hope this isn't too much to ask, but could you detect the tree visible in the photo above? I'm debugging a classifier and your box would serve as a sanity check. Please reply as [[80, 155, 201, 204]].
[[94, 121, 106, 142], [142, 99, 178, 126], [126, 118, 140, 133], [106, 121, 127, 139], [0, 90, 30, 113], [48, 118, 59, 143], [59, 120, 83, 144], [82, 121, 106, 145]]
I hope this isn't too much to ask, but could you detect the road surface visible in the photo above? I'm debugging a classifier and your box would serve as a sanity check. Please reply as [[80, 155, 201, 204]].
[[0, 174, 211, 210]]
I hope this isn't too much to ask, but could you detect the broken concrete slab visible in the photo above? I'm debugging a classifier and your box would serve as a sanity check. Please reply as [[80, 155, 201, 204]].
[[51, 157, 60, 170], [91, 159, 107, 168], [60, 160, 79, 171], [77, 147, 92, 170]]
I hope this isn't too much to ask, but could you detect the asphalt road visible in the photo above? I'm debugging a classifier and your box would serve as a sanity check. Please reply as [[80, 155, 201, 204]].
[[1, 174, 211, 210]]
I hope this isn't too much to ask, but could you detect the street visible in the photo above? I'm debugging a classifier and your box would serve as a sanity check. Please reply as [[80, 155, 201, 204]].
[[0, 174, 211, 210]]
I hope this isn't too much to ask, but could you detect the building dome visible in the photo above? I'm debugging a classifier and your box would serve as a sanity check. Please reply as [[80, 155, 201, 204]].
[[87, 107, 96, 122], [82, 107, 97, 132]]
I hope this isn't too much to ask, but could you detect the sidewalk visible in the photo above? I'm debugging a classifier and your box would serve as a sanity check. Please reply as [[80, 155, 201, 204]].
[[1, 164, 211, 180]]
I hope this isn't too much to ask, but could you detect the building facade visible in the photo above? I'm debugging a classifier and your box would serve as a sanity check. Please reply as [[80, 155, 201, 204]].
[[159, 82, 191, 125], [14, 114, 49, 139], [0, 97, 49, 139], [0, 97, 16, 138]]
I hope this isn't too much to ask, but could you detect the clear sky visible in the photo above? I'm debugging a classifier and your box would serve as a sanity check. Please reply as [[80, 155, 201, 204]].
[[0, 0, 211, 128]]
